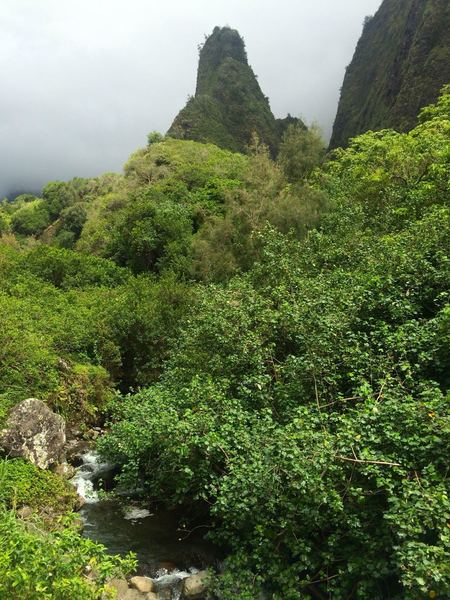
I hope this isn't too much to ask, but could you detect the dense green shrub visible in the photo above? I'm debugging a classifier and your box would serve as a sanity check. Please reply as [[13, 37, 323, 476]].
[[0, 88, 448, 600], [11, 199, 51, 236], [22, 245, 129, 289], [0, 459, 77, 514], [100, 92, 450, 599], [278, 122, 325, 182], [0, 508, 135, 600]]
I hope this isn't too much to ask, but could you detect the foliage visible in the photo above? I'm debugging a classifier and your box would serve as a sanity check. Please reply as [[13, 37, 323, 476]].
[[0, 507, 135, 600], [278, 122, 325, 182], [191, 140, 327, 281], [0, 459, 77, 514], [76, 139, 247, 273], [100, 92, 450, 599], [0, 87, 448, 600], [0, 241, 191, 423], [11, 199, 51, 236]]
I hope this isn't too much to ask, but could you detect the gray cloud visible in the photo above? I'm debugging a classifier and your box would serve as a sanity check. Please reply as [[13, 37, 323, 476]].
[[0, 0, 382, 198]]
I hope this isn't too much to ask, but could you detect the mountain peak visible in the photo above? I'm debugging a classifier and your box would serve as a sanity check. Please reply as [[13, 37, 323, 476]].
[[196, 27, 248, 96], [168, 26, 300, 154]]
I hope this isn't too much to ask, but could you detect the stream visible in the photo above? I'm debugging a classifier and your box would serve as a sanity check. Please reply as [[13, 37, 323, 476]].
[[71, 451, 219, 598]]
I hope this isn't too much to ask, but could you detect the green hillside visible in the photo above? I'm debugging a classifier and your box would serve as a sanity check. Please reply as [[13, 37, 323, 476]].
[[330, 0, 450, 148], [0, 89, 449, 598]]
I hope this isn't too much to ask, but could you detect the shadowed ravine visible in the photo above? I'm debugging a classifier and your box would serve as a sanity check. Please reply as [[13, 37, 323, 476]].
[[71, 452, 219, 598]]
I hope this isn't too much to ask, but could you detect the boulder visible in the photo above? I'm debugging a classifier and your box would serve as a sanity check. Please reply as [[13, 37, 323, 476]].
[[130, 576, 154, 593], [0, 399, 65, 469], [182, 571, 209, 599], [87, 428, 100, 440], [106, 577, 129, 597]]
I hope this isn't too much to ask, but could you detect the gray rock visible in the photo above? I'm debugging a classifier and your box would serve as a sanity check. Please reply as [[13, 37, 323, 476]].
[[182, 570, 209, 599], [130, 576, 154, 593], [64, 439, 90, 465], [0, 399, 65, 469]]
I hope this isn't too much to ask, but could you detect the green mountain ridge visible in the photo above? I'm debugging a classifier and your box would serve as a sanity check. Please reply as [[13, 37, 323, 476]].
[[168, 26, 303, 154], [330, 0, 450, 148]]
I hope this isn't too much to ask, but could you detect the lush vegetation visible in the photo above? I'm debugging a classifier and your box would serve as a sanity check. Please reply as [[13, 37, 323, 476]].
[[0, 459, 136, 600], [0, 89, 448, 599], [0, 459, 77, 515], [330, 0, 450, 148]]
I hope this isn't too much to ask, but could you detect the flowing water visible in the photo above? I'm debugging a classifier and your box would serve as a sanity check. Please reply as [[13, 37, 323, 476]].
[[71, 451, 218, 598]]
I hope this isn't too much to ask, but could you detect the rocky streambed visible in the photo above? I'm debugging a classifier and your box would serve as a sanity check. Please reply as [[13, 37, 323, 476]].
[[70, 450, 218, 600], [0, 398, 218, 600]]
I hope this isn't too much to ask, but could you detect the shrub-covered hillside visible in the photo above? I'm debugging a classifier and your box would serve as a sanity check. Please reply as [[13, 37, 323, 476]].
[[100, 90, 450, 599], [0, 90, 449, 599]]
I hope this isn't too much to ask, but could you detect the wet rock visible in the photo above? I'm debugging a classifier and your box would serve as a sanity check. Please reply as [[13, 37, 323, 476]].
[[130, 576, 154, 593], [182, 570, 209, 599], [53, 462, 76, 479], [76, 494, 86, 509], [157, 561, 177, 573], [155, 589, 172, 600], [106, 577, 129, 597], [65, 439, 91, 465], [0, 399, 65, 469]]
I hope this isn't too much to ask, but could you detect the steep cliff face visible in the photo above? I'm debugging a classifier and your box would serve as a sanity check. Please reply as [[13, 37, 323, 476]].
[[168, 27, 299, 154], [330, 0, 450, 148]]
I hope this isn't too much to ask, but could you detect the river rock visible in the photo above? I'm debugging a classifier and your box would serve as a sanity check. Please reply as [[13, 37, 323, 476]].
[[106, 577, 129, 596], [65, 439, 91, 465], [53, 462, 76, 479], [157, 561, 177, 573], [121, 590, 155, 600], [130, 576, 155, 593], [182, 570, 209, 599], [0, 398, 65, 469]]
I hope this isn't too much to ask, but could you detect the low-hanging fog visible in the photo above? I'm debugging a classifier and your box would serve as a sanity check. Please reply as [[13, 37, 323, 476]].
[[0, 0, 382, 198]]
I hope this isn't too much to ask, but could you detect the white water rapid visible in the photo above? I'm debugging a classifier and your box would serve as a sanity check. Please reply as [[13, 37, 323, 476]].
[[70, 451, 111, 503]]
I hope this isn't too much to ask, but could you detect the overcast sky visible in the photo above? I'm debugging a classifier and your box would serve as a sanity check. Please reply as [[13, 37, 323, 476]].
[[0, 0, 382, 198]]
